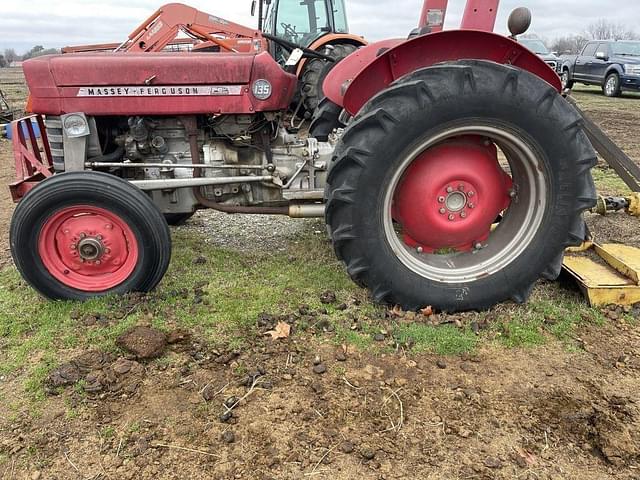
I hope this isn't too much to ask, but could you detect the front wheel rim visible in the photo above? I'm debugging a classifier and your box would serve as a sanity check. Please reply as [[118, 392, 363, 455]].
[[383, 124, 548, 284], [38, 205, 139, 291], [606, 77, 617, 95]]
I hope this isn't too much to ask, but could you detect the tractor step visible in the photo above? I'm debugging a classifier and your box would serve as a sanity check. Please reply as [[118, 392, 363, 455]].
[[563, 243, 640, 306]]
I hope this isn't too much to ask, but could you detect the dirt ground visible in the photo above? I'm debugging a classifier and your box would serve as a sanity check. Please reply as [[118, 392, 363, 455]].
[[1, 70, 640, 480]]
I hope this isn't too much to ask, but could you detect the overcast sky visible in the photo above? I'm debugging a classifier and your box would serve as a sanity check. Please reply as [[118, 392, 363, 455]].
[[2, 0, 639, 54]]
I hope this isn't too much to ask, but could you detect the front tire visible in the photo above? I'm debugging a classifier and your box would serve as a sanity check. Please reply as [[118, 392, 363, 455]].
[[603, 72, 621, 97], [561, 69, 574, 90], [299, 43, 358, 118], [10, 172, 172, 300], [325, 60, 597, 312]]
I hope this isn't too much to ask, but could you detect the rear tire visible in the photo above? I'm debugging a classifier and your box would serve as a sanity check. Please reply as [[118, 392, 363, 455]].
[[325, 60, 597, 312], [300, 43, 358, 118], [10, 171, 172, 300], [603, 72, 621, 97]]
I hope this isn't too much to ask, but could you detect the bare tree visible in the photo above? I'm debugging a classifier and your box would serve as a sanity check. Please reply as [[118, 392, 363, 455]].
[[551, 35, 590, 55], [587, 19, 638, 41], [0, 55, 7, 68], [3, 48, 19, 63]]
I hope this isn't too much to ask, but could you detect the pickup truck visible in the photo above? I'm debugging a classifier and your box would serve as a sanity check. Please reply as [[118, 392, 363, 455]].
[[518, 38, 562, 73], [561, 40, 640, 97]]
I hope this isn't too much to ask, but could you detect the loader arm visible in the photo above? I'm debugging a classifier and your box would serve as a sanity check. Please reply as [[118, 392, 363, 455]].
[[117, 2, 267, 53]]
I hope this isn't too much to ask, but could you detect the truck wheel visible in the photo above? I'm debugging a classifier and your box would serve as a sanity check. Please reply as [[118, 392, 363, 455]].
[[164, 212, 195, 226], [603, 73, 621, 97], [300, 43, 358, 118], [325, 60, 597, 312], [10, 171, 171, 300], [561, 69, 574, 90]]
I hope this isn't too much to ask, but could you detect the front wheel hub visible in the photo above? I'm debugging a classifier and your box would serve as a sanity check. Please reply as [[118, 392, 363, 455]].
[[38, 205, 139, 291], [393, 138, 512, 252]]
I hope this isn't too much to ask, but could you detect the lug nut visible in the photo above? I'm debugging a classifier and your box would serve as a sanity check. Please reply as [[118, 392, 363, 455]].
[[79, 233, 86, 239], [448, 214, 455, 221], [468, 203, 475, 209], [96, 235, 103, 241], [439, 208, 446, 214], [458, 184, 465, 191], [460, 212, 467, 219], [438, 196, 445, 203], [446, 186, 453, 193], [468, 191, 475, 197]]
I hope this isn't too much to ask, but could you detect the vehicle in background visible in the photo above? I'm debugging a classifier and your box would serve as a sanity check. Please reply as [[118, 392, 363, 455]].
[[560, 40, 640, 97], [519, 38, 561, 73]]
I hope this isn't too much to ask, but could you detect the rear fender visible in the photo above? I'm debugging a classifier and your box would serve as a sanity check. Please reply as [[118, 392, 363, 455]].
[[322, 39, 405, 105], [295, 33, 367, 77], [328, 30, 562, 115]]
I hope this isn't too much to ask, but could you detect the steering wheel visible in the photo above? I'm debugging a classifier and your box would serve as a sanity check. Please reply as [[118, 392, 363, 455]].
[[262, 32, 336, 62], [280, 22, 299, 42]]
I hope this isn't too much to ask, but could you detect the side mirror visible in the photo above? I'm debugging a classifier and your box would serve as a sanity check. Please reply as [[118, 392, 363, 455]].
[[251, 0, 256, 16], [595, 51, 608, 61], [507, 7, 532, 37]]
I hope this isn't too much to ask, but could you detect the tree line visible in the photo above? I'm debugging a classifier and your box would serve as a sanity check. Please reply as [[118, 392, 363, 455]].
[[0, 46, 61, 67], [544, 19, 638, 55]]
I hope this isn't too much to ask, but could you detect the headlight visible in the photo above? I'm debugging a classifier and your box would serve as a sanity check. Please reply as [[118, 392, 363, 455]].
[[624, 64, 640, 76], [252, 79, 272, 101], [62, 113, 90, 138]]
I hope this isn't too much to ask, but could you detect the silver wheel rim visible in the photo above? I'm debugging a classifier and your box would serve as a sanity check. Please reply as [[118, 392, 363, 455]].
[[382, 125, 548, 284], [562, 72, 569, 88], [606, 76, 617, 95]]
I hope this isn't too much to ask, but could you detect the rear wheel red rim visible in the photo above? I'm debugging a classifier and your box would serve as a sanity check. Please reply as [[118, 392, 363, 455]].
[[38, 205, 139, 292], [383, 125, 548, 284]]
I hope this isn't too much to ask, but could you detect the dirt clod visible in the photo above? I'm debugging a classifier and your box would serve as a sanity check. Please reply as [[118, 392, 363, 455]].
[[360, 448, 376, 460], [436, 360, 447, 369], [222, 431, 236, 444], [319, 290, 336, 304], [116, 326, 167, 359], [312, 363, 327, 375], [340, 441, 354, 454], [483, 457, 502, 469]]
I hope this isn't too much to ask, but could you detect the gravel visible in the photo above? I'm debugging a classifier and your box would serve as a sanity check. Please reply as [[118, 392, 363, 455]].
[[181, 210, 325, 253]]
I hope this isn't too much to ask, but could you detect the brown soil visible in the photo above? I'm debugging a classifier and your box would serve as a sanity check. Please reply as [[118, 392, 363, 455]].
[[2, 322, 639, 480]]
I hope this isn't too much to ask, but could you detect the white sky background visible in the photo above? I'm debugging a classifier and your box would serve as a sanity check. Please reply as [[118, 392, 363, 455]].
[[1, 0, 639, 53]]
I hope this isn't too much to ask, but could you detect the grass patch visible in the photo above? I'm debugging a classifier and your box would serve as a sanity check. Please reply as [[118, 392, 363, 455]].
[[592, 167, 631, 195], [394, 323, 478, 355], [0, 227, 376, 400]]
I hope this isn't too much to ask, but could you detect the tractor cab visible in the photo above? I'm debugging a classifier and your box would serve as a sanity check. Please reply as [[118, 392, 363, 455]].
[[254, 0, 350, 63]]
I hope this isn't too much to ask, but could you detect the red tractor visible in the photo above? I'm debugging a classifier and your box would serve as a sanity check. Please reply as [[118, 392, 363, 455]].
[[8, 0, 597, 312]]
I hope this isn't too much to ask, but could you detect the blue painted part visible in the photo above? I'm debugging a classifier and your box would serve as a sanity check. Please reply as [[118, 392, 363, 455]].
[[4, 120, 41, 140]]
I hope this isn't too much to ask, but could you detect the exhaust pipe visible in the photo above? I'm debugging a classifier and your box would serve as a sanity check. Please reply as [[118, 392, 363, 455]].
[[288, 204, 325, 218]]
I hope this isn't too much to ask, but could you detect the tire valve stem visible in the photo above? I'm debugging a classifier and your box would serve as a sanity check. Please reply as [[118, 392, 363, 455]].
[[509, 189, 517, 198], [416, 246, 424, 254], [474, 242, 483, 250]]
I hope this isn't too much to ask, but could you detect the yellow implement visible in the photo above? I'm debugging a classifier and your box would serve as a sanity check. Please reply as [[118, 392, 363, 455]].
[[563, 243, 640, 307]]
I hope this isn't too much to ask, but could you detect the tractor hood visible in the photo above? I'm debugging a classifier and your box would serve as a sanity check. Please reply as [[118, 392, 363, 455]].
[[23, 51, 297, 116]]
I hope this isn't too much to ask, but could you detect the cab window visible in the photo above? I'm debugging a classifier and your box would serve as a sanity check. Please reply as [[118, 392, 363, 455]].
[[331, 0, 349, 33]]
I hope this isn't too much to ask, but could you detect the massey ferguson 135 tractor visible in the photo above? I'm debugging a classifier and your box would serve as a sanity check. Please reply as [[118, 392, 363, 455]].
[[8, 0, 599, 312]]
